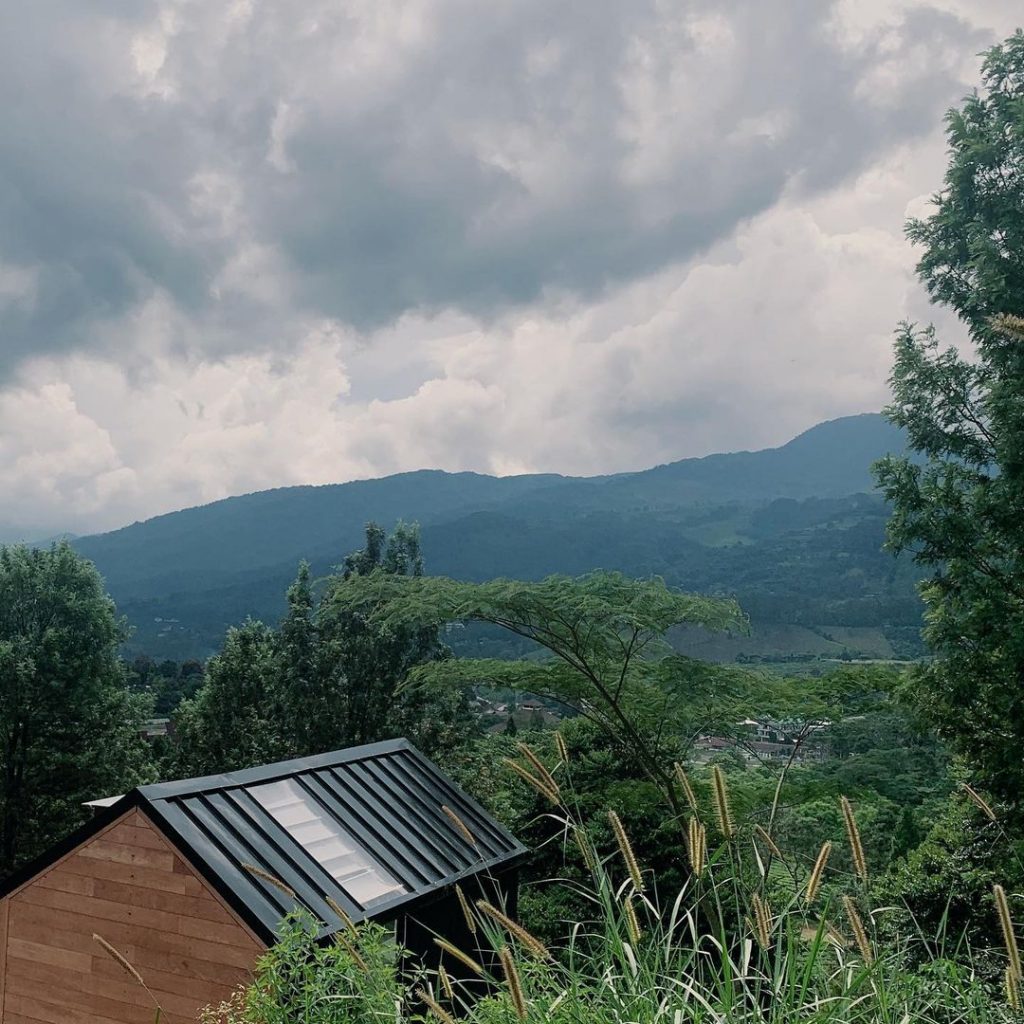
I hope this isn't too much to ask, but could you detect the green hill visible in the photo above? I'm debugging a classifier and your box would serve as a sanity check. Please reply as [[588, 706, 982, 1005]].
[[71, 413, 922, 662]]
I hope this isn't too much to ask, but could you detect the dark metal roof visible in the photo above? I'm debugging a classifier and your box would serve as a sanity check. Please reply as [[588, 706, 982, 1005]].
[[1, 739, 527, 945]]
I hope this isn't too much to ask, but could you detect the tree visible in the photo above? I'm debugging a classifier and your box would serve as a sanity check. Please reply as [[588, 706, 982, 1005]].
[[0, 543, 153, 875], [324, 570, 745, 816], [173, 621, 286, 776], [315, 521, 449, 751], [873, 32, 1024, 809], [174, 523, 465, 776]]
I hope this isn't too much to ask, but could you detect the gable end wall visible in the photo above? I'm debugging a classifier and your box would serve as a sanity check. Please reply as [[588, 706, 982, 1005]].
[[0, 808, 264, 1024]]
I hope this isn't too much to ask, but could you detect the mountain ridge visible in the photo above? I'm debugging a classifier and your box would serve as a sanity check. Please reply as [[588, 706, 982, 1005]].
[[67, 412, 918, 661]]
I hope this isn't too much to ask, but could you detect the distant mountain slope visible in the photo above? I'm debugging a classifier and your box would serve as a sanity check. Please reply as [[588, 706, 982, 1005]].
[[75, 469, 569, 600], [70, 413, 918, 661]]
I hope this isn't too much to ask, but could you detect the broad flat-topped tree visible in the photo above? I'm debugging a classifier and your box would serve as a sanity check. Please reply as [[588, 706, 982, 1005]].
[[323, 570, 746, 817]]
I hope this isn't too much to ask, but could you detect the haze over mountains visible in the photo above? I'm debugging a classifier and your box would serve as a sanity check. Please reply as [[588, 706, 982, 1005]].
[[69, 413, 923, 663]]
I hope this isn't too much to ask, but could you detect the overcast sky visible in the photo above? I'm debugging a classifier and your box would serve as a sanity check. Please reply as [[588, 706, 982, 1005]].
[[0, 1, 1017, 538]]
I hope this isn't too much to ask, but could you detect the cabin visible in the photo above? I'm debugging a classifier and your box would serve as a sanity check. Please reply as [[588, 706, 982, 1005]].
[[0, 738, 527, 1024]]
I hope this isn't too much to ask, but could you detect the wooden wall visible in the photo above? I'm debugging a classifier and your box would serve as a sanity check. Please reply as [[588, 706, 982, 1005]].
[[0, 808, 264, 1024]]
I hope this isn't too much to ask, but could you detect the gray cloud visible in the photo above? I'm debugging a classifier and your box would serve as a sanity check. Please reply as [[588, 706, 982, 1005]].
[[0, 0, 989, 381], [0, 0, 1015, 539]]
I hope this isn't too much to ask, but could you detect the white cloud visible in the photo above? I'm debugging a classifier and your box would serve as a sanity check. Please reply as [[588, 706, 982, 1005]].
[[0, 1, 1017, 536], [0, 144, 968, 536]]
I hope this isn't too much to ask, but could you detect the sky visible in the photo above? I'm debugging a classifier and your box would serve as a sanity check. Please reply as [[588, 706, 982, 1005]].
[[0, 1, 1018, 539]]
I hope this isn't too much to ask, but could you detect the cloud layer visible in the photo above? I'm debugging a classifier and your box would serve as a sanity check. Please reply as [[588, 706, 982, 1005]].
[[0, 1, 1015, 537]]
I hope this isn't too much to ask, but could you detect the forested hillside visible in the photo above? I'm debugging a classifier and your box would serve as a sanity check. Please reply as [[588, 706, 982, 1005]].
[[71, 413, 920, 661]]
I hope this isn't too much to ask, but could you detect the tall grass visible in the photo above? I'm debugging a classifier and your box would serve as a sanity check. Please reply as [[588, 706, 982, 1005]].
[[199, 744, 1020, 1023]]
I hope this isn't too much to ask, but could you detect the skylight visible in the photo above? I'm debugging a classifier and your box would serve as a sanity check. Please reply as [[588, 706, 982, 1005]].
[[251, 777, 407, 907]]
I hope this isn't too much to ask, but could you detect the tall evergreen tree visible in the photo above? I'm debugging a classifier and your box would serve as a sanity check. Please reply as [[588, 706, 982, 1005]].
[[173, 620, 284, 775], [317, 521, 447, 750], [277, 563, 321, 753], [0, 543, 153, 875], [874, 32, 1024, 808], [174, 522, 467, 776]]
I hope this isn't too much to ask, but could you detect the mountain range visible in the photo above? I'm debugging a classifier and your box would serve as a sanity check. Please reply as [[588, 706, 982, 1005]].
[[70, 413, 925, 664]]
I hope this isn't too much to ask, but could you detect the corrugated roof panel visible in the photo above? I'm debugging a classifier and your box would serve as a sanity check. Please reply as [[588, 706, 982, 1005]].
[[301, 774, 434, 888], [134, 738, 527, 943]]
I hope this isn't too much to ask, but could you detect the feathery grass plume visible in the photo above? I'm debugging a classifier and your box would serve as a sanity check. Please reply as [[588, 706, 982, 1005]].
[[753, 824, 783, 861], [433, 937, 484, 976], [608, 810, 645, 892], [805, 841, 832, 904], [498, 945, 529, 1021], [573, 826, 598, 875], [673, 762, 699, 812], [438, 964, 454, 1000], [711, 765, 734, 839], [993, 312, 1024, 340], [335, 930, 370, 975], [687, 817, 706, 876], [842, 895, 873, 964], [840, 797, 868, 882], [455, 883, 477, 935], [555, 731, 569, 764], [325, 896, 358, 939], [624, 895, 642, 944], [442, 804, 477, 846], [504, 757, 560, 804], [995, 883, 1022, 980], [516, 741, 559, 793], [1007, 966, 1023, 1011], [93, 934, 163, 1018], [477, 899, 551, 959], [241, 862, 298, 900], [417, 987, 459, 1024], [752, 893, 772, 948], [962, 782, 997, 821], [93, 934, 148, 991]]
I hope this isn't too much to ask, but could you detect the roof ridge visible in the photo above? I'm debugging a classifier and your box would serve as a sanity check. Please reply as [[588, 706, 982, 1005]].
[[137, 737, 412, 800]]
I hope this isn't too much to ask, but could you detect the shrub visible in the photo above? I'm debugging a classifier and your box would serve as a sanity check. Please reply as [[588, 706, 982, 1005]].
[[198, 744, 1021, 1023], [200, 913, 402, 1024]]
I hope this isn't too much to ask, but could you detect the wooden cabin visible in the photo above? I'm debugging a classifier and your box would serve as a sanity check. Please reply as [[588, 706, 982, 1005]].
[[0, 739, 526, 1023]]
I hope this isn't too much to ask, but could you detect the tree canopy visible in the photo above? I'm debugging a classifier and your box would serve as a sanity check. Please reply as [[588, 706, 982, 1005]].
[[172, 523, 467, 776], [0, 543, 153, 875], [874, 31, 1024, 809], [325, 570, 746, 814]]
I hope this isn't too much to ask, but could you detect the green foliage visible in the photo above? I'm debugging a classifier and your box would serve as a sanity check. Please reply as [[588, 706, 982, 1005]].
[[445, 667, 953, 950], [0, 542, 154, 875], [906, 30, 1024, 329], [126, 656, 203, 715], [874, 31, 1024, 811], [173, 620, 288, 774], [874, 793, 1024, 976], [201, 913, 402, 1024], [327, 570, 745, 814], [211, 744, 1014, 1024], [172, 523, 471, 776]]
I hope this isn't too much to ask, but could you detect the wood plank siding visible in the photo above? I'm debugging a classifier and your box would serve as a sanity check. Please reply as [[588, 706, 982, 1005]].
[[1, 809, 263, 1024]]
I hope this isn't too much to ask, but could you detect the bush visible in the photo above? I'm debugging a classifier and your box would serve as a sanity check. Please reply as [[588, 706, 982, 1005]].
[[192, 742, 1023, 1023], [200, 913, 402, 1024]]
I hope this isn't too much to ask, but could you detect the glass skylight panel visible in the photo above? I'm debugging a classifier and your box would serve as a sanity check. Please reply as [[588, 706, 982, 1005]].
[[251, 778, 406, 907]]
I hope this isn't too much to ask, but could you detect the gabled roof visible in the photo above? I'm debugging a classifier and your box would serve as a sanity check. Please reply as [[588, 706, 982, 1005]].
[[1, 738, 528, 945]]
